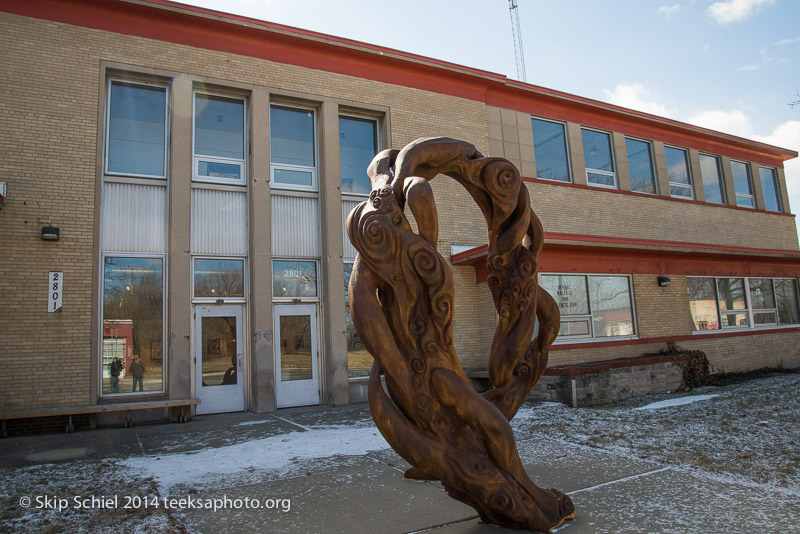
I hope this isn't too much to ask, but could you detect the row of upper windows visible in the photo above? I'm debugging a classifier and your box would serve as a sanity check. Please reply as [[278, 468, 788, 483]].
[[531, 117, 784, 212], [104, 79, 379, 195]]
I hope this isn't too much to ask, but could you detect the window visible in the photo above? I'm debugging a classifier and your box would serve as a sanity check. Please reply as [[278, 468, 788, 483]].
[[759, 167, 782, 212], [687, 276, 800, 331], [539, 274, 635, 340], [581, 129, 616, 188], [699, 154, 725, 204], [193, 258, 245, 299], [193, 93, 246, 185], [105, 80, 167, 178], [344, 262, 370, 377], [101, 256, 164, 395], [532, 118, 571, 182], [272, 260, 318, 299], [626, 138, 657, 194], [717, 277, 749, 328], [340, 116, 378, 195], [665, 146, 693, 199], [731, 160, 754, 207], [270, 105, 317, 190]]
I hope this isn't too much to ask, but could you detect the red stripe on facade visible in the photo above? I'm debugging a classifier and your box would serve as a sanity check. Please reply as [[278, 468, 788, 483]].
[[451, 238, 800, 283]]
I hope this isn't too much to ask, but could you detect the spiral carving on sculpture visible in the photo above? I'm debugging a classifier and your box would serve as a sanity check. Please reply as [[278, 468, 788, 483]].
[[346, 138, 573, 532]]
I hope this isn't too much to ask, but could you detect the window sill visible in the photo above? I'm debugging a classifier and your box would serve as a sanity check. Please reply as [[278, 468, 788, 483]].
[[691, 324, 798, 335], [552, 335, 638, 347]]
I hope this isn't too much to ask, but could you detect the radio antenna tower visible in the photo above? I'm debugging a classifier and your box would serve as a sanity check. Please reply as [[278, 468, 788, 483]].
[[508, 0, 527, 82]]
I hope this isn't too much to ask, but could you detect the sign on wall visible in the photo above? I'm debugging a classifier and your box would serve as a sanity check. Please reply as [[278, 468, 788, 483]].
[[48, 271, 63, 312]]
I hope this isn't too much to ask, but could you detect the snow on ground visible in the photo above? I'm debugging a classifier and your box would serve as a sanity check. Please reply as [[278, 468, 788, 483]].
[[632, 394, 719, 410], [121, 425, 390, 489], [513, 373, 800, 491], [2, 372, 798, 533]]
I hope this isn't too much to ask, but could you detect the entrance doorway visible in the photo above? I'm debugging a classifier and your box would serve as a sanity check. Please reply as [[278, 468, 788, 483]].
[[195, 305, 244, 414], [274, 304, 319, 408]]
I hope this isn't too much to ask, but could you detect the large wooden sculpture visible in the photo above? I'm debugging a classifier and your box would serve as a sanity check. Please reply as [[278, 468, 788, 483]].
[[346, 138, 574, 532]]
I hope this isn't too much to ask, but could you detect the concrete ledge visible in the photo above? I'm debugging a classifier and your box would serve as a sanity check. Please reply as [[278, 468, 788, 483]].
[[468, 353, 692, 407]]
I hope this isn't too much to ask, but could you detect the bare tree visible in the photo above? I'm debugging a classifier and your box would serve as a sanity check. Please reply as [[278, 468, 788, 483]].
[[791, 90, 800, 109]]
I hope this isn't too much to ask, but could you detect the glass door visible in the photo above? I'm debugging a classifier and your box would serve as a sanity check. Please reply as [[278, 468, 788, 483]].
[[195, 305, 244, 414], [274, 304, 319, 408]]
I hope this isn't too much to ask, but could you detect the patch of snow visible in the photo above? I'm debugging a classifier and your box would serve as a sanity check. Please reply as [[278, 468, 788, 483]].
[[121, 425, 389, 489], [632, 394, 719, 411], [236, 420, 271, 427]]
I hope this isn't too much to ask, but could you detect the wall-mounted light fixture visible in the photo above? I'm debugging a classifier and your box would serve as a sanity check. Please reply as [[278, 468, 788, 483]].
[[39, 220, 60, 241], [657, 276, 671, 287]]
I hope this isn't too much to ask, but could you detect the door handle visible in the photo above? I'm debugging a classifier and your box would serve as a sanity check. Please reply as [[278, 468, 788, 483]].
[[237, 354, 243, 370]]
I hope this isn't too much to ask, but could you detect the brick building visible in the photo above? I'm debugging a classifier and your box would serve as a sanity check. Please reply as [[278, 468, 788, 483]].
[[1, 0, 798, 422]]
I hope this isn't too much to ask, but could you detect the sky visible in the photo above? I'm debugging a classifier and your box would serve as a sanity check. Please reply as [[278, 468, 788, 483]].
[[179, 0, 800, 236]]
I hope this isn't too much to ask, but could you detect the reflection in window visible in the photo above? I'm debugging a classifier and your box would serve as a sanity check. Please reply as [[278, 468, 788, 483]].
[[749, 278, 777, 325], [270, 106, 316, 190], [699, 154, 725, 204], [194, 258, 244, 298], [665, 146, 693, 199], [102, 256, 164, 394], [106, 81, 167, 178], [201, 315, 238, 387], [280, 315, 313, 381], [340, 116, 378, 195], [539, 274, 634, 339], [344, 262, 370, 377], [273, 260, 318, 298], [687, 277, 800, 332], [687, 277, 719, 331], [775, 279, 800, 325], [194, 94, 245, 183], [717, 278, 749, 328], [759, 167, 782, 212], [626, 138, 656, 194], [581, 129, 616, 188], [532, 118, 571, 182], [589, 276, 635, 337], [731, 161, 754, 207]]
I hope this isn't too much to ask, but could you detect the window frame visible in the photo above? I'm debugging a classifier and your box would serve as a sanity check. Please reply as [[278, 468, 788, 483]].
[[531, 116, 572, 183], [339, 113, 381, 198], [104, 78, 169, 180], [625, 136, 658, 195], [698, 153, 726, 205], [688, 276, 800, 333], [191, 256, 247, 303], [758, 166, 783, 212], [99, 253, 167, 397], [730, 160, 754, 208], [269, 104, 318, 192], [192, 91, 247, 186], [539, 272, 636, 342], [581, 128, 617, 189], [664, 145, 694, 199], [271, 258, 321, 302]]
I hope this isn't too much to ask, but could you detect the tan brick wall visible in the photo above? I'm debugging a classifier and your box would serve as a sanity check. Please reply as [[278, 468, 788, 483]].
[[526, 180, 799, 250], [633, 274, 695, 338], [0, 12, 490, 409]]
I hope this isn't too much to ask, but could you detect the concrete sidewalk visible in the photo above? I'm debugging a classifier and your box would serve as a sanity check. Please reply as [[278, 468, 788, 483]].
[[1, 403, 798, 533]]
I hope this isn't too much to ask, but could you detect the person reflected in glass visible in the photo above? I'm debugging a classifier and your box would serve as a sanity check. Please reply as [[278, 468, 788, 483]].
[[109, 357, 122, 393], [130, 355, 144, 392]]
